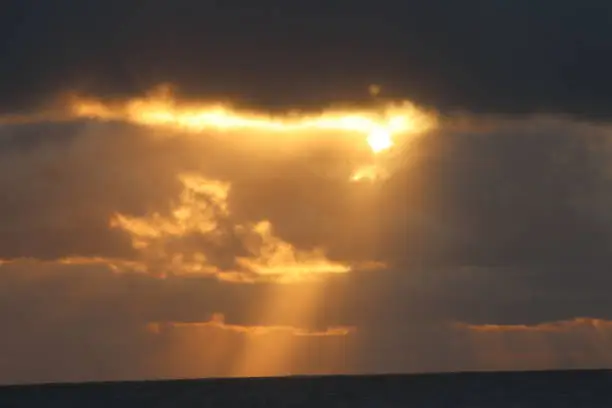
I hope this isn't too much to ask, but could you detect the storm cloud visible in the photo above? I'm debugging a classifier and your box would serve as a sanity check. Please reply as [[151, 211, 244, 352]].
[[2, 1, 612, 116]]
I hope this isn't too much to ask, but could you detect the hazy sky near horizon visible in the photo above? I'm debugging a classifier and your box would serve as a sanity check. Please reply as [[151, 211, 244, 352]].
[[1, 0, 612, 384]]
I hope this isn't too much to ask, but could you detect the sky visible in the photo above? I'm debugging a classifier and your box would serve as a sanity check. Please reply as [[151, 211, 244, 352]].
[[1, 0, 612, 384]]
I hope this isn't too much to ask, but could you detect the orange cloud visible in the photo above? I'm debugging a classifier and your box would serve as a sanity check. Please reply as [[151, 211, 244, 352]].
[[110, 172, 370, 283], [455, 318, 612, 371], [64, 85, 436, 184], [0, 257, 146, 276], [456, 317, 612, 333], [147, 313, 354, 337], [68, 85, 435, 154]]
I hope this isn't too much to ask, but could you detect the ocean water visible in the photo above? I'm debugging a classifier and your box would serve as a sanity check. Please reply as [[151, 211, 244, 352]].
[[0, 369, 611, 407]]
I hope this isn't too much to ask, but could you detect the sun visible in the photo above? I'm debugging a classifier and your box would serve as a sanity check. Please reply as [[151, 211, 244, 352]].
[[366, 128, 393, 153]]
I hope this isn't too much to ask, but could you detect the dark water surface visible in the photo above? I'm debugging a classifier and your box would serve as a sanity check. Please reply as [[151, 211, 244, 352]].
[[1, 369, 611, 407]]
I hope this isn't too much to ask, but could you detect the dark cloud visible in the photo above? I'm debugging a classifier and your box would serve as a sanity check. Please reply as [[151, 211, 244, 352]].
[[2, 1, 612, 116], [380, 118, 612, 269]]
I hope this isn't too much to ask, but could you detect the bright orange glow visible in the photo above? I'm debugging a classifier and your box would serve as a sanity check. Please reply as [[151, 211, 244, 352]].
[[236, 221, 350, 279], [110, 175, 231, 250], [67, 86, 437, 184], [366, 128, 393, 153], [110, 173, 355, 283], [106, 170, 359, 374], [229, 283, 333, 376], [0, 86, 426, 377], [68, 85, 436, 156]]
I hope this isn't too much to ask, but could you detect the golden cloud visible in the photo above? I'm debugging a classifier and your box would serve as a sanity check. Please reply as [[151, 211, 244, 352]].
[[147, 313, 354, 337], [69, 85, 434, 151], [109, 173, 358, 283], [456, 318, 612, 333], [0, 85, 412, 283], [65, 85, 436, 183]]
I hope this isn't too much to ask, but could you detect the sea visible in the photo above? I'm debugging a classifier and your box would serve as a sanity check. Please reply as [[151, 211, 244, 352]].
[[0, 369, 611, 407]]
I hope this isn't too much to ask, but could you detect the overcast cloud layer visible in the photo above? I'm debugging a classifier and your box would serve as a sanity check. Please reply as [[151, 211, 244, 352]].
[[2, 0, 612, 116], [1, 0, 612, 384]]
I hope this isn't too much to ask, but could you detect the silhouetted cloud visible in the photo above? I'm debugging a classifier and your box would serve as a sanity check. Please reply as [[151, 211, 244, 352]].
[[2, 1, 612, 116]]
